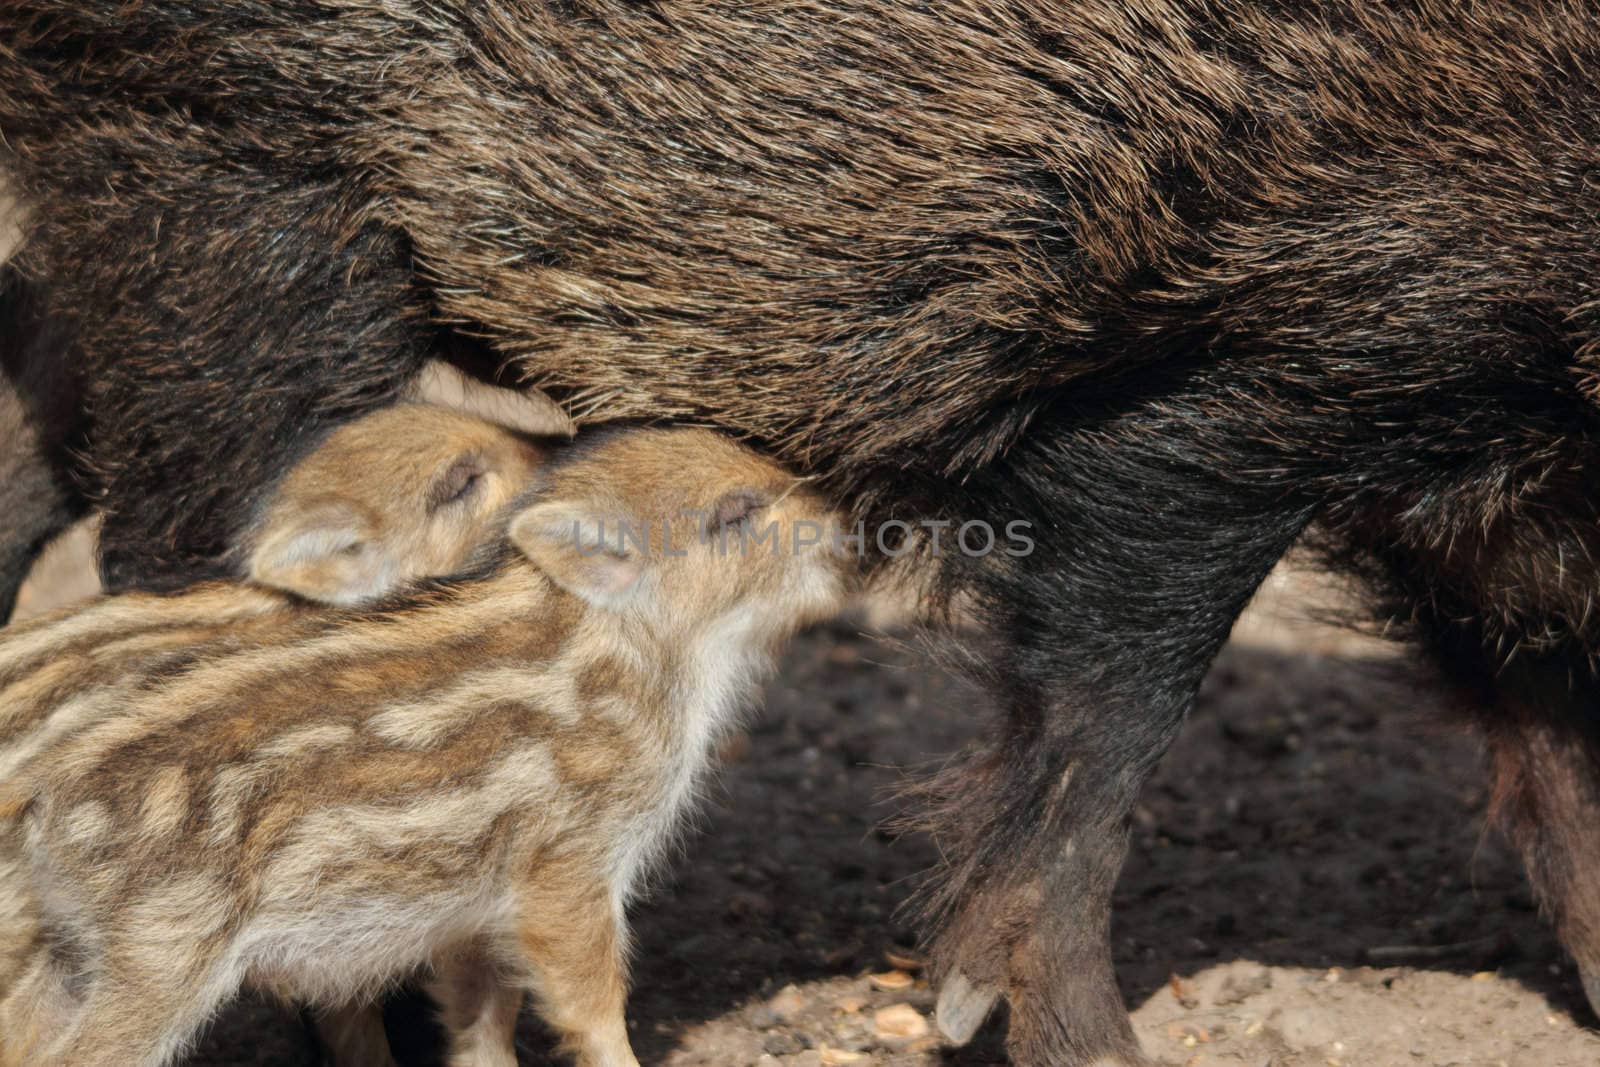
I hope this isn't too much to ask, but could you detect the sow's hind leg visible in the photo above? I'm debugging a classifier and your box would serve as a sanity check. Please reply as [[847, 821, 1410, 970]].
[[1345, 469, 1600, 1026], [919, 373, 1318, 1066]]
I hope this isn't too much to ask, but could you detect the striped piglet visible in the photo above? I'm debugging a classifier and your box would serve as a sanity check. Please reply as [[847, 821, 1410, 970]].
[[0, 423, 847, 1067]]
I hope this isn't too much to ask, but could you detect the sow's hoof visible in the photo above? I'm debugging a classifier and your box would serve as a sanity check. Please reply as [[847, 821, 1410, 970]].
[[936, 969, 1001, 1045]]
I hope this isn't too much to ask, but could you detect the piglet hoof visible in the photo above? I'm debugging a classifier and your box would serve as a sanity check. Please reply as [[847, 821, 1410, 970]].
[[936, 968, 1001, 1045], [1583, 967, 1600, 1025]]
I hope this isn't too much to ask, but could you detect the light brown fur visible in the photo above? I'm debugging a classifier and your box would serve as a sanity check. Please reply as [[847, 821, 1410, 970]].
[[244, 401, 554, 606], [0, 426, 848, 1067]]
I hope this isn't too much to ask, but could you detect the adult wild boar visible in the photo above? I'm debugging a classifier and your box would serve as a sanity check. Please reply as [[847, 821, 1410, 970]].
[[2, 3, 1599, 1064]]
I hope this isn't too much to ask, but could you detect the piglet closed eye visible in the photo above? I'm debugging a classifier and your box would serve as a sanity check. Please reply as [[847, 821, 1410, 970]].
[[710, 488, 770, 532], [244, 402, 551, 605]]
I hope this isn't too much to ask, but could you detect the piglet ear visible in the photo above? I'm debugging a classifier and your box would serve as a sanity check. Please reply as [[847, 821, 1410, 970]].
[[246, 501, 389, 607], [509, 501, 646, 609]]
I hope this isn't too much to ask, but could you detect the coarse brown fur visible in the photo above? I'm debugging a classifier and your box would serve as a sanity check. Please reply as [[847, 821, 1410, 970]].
[[0, 426, 848, 1067], [2, 3, 1600, 1062]]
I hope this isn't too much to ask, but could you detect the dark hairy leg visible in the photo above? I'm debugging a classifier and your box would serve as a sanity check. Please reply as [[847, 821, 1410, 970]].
[[918, 372, 1319, 1065], [1348, 475, 1600, 1024], [1482, 659, 1600, 1020]]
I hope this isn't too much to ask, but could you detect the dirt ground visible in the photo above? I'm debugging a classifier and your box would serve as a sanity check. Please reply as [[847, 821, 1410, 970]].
[[15, 534, 1600, 1067]]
